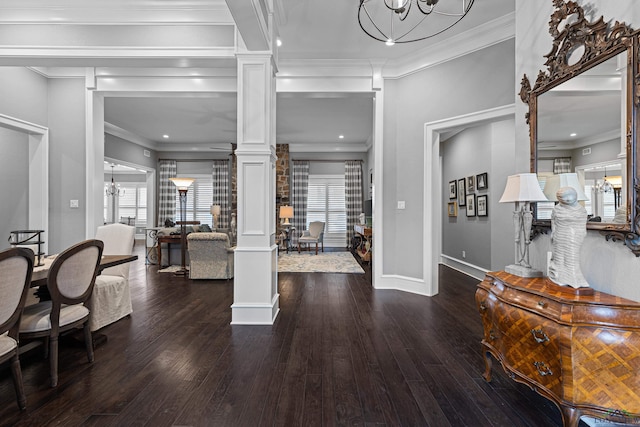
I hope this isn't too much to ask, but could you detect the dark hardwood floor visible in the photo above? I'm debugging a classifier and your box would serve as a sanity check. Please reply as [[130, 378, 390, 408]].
[[0, 243, 582, 426]]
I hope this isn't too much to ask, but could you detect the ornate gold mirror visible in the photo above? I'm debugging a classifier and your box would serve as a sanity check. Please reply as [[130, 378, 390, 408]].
[[520, 0, 640, 255]]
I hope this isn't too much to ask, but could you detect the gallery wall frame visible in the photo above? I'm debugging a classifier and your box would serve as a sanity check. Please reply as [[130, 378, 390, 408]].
[[447, 202, 457, 217], [477, 194, 488, 216], [449, 180, 457, 199], [466, 175, 475, 194], [466, 194, 476, 217], [457, 178, 466, 206], [476, 172, 488, 190]]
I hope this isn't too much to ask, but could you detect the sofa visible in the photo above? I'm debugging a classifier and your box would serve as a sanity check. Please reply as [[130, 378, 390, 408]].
[[187, 232, 235, 279], [156, 225, 230, 267]]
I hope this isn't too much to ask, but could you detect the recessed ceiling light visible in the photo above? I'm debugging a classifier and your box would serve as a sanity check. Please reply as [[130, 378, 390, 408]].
[[276, 38, 282, 47], [339, 135, 344, 139], [570, 133, 577, 137], [163, 134, 169, 139]]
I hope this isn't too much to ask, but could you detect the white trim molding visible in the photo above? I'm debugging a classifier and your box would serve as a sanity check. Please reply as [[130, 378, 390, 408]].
[[0, 114, 49, 255], [424, 104, 515, 296], [440, 254, 488, 281]]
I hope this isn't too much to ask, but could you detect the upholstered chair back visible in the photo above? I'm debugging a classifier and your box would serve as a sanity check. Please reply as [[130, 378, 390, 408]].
[[307, 221, 325, 238], [95, 223, 135, 278], [0, 248, 34, 334]]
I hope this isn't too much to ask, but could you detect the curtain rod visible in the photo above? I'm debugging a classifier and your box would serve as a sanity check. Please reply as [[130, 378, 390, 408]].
[[291, 159, 363, 163], [158, 158, 228, 162]]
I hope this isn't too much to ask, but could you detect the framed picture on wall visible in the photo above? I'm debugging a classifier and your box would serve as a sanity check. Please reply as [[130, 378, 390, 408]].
[[457, 179, 466, 206], [476, 172, 488, 190], [466, 175, 475, 193], [448, 181, 457, 199], [447, 202, 457, 217], [466, 194, 476, 217], [477, 195, 488, 216]]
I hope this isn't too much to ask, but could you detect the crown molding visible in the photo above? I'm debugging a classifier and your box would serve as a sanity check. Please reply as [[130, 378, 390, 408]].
[[287, 143, 369, 153], [384, 12, 515, 79], [105, 122, 158, 150], [275, 13, 515, 81]]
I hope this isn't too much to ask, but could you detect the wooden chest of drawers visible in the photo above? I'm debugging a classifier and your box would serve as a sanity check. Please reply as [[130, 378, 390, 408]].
[[476, 271, 640, 426]]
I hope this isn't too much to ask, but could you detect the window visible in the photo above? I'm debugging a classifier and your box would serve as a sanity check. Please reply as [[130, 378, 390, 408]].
[[307, 175, 346, 242], [174, 175, 214, 225], [119, 185, 147, 226], [104, 183, 147, 227]]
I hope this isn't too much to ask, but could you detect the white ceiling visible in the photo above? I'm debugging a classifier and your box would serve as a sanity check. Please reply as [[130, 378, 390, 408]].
[[19, 0, 513, 153], [104, 0, 513, 152]]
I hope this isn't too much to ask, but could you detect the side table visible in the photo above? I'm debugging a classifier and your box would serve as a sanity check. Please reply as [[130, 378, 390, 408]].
[[144, 227, 161, 265]]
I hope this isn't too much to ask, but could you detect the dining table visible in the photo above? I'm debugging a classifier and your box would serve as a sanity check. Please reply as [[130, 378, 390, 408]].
[[30, 254, 139, 288]]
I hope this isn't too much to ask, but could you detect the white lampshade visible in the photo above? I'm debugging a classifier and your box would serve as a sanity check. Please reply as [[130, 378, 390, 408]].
[[210, 204, 221, 216], [279, 205, 293, 225], [169, 177, 195, 190], [543, 173, 588, 202], [499, 173, 548, 203]]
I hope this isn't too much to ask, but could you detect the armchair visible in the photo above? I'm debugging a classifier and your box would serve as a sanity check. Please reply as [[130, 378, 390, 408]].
[[187, 232, 235, 279], [298, 221, 325, 255]]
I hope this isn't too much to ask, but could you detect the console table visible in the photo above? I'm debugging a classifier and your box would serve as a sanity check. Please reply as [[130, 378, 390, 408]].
[[476, 271, 640, 426], [157, 234, 181, 267]]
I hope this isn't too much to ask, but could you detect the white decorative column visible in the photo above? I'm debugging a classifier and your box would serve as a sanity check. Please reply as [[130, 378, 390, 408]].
[[231, 53, 279, 325]]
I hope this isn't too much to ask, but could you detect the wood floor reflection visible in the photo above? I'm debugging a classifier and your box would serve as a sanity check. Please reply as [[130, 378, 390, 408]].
[[0, 243, 581, 426]]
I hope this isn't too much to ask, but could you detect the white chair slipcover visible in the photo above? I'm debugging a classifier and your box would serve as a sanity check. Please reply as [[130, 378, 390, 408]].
[[91, 223, 135, 331]]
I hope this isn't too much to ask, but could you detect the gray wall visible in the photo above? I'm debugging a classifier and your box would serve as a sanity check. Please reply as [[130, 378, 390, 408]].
[[383, 39, 516, 279], [105, 133, 158, 169], [570, 138, 619, 168], [441, 119, 516, 271], [442, 125, 492, 268], [0, 127, 29, 250], [517, 0, 640, 302], [47, 78, 87, 253], [0, 67, 48, 126]]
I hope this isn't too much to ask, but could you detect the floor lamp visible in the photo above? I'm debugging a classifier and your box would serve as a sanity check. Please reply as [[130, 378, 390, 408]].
[[170, 177, 195, 276], [499, 173, 548, 278]]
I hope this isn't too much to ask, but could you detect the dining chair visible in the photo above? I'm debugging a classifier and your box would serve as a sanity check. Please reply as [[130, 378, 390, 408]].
[[19, 239, 103, 387], [91, 223, 135, 331], [0, 247, 34, 410]]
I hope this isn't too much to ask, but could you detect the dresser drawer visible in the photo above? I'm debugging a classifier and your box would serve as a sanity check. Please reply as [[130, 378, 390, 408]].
[[570, 326, 640, 413], [489, 276, 564, 320], [493, 304, 564, 397]]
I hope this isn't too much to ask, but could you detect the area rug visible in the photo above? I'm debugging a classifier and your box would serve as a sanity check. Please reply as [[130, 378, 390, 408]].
[[278, 252, 364, 274], [158, 265, 187, 273]]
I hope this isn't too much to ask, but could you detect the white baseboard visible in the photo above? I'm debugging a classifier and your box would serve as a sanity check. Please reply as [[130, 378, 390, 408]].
[[439, 255, 488, 281], [374, 274, 433, 296]]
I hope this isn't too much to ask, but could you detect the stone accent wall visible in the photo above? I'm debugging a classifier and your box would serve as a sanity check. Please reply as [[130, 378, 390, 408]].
[[276, 144, 290, 238]]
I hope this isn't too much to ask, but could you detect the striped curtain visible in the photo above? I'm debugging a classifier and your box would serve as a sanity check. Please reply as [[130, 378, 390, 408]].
[[212, 160, 230, 229], [345, 161, 363, 247], [158, 160, 177, 226], [291, 161, 309, 245], [553, 158, 572, 174]]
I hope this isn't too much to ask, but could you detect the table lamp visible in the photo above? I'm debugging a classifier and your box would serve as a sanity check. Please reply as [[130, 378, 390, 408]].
[[210, 204, 221, 230], [169, 177, 195, 276], [499, 173, 548, 277], [542, 173, 588, 202], [279, 205, 293, 226]]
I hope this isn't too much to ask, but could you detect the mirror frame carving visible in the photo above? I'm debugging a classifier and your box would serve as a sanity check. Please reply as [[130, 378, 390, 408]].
[[520, 0, 640, 255]]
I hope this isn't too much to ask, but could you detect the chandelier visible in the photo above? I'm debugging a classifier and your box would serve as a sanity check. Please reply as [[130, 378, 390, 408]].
[[105, 164, 125, 197], [594, 167, 613, 193], [358, 0, 474, 45]]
